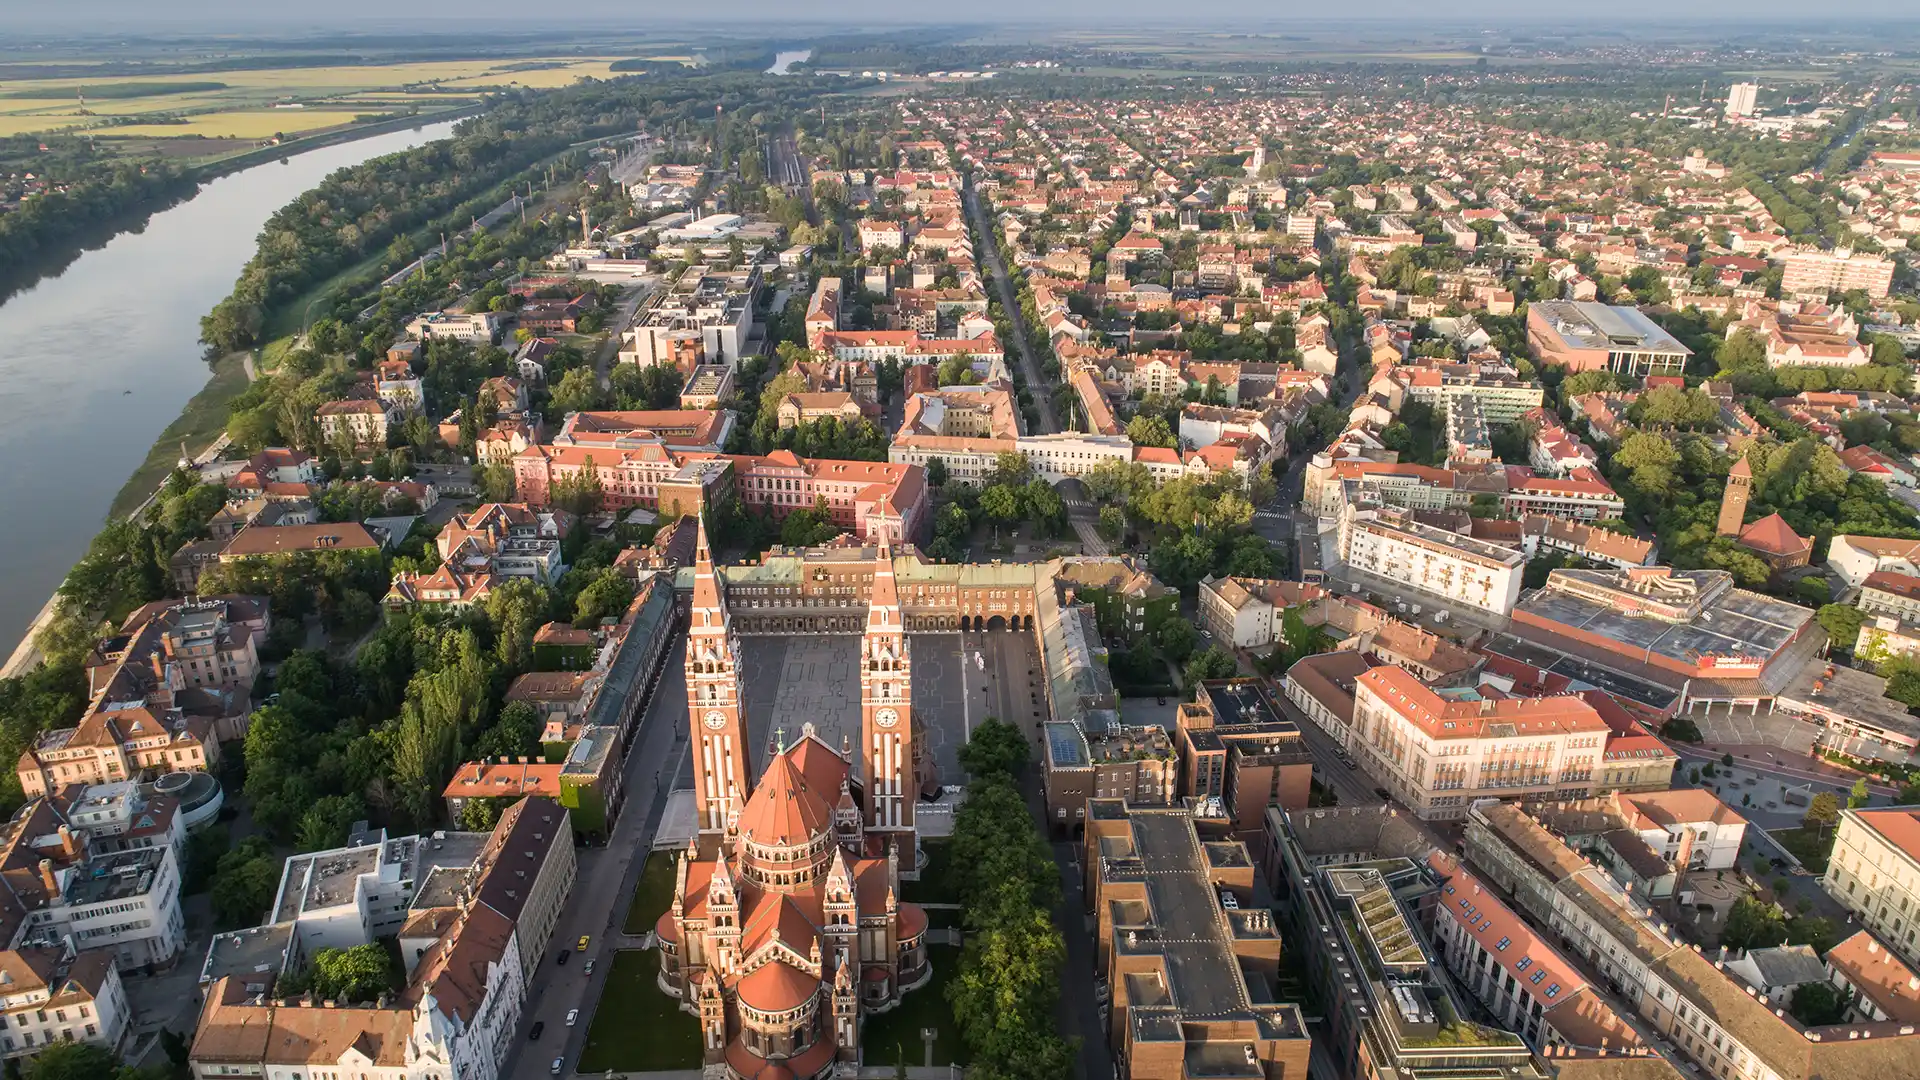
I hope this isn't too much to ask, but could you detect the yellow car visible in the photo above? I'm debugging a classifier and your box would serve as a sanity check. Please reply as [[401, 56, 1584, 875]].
[[576, 935, 590, 952]]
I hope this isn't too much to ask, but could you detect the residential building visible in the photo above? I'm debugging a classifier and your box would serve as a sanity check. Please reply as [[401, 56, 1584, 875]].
[[681, 365, 735, 410], [1265, 807, 1549, 1080], [1424, 850, 1645, 1054], [1338, 666, 1608, 819], [1199, 577, 1324, 650], [1337, 499, 1527, 616], [22, 845, 184, 970], [375, 359, 424, 415], [1082, 800, 1312, 1080], [1175, 680, 1316, 835], [515, 447, 926, 545], [0, 947, 128, 1062], [1463, 800, 1920, 1080], [1053, 558, 1179, 645], [1826, 931, 1920, 1026], [776, 392, 865, 429], [1502, 471, 1626, 522], [1725, 82, 1759, 118], [436, 503, 572, 585], [216, 523, 383, 563], [1527, 302, 1691, 377], [1830, 535, 1920, 587], [316, 398, 394, 448], [1041, 723, 1179, 829], [1780, 247, 1896, 299], [1826, 808, 1920, 964], [1280, 651, 1374, 750], [549, 409, 735, 455], [1521, 517, 1653, 569], [191, 799, 574, 1080], [405, 310, 500, 344], [885, 383, 1021, 486], [619, 265, 760, 368]]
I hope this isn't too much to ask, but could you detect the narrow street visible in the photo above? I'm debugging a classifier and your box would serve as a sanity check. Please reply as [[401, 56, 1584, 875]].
[[499, 638, 686, 1080], [962, 178, 1059, 435]]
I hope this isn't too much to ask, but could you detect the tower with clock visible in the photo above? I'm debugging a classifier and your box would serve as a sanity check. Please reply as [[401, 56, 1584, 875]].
[[686, 516, 751, 833], [860, 507, 915, 834]]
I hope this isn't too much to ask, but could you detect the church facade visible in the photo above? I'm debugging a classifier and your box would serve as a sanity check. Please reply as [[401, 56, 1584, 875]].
[[656, 517, 933, 1079]]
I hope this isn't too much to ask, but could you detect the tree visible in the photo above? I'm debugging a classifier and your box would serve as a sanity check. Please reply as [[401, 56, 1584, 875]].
[[1721, 897, 1789, 950], [1850, 776, 1871, 809], [209, 837, 281, 929], [1184, 646, 1238, 688], [21, 1042, 128, 1080], [459, 795, 512, 831], [1097, 505, 1126, 541], [573, 569, 635, 624], [1818, 604, 1866, 652], [1126, 413, 1175, 448], [1803, 791, 1842, 833], [958, 719, 1031, 781], [1158, 617, 1197, 663], [308, 943, 396, 1004], [1789, 981, 1849, 1026], [980, 484, 1024, 527], [485, 578, 548, 673], [1227, 533, 1276, 577], [548, 367, 606, 416], [296, 794, 365, 853], [475, 700, 542, 762], [1662, 716, 1702, 742], [925, 456, 950, 488]]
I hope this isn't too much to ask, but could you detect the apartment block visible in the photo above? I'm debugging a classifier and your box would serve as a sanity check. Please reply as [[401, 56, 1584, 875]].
[[1780, 247, 1895, 299], [1337, 500, 1526, 616]]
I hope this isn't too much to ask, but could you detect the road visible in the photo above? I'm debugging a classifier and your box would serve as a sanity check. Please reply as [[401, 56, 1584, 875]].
[[1270, 690, 1382, 807], [962, 178, 1058, 435], [592, 280, 658, 384], [500, 636, 686, 1080]]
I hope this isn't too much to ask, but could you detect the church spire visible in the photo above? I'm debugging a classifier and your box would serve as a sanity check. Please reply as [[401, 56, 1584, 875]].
[[687, 512, 752, 833], [861, 497, 915, 835]]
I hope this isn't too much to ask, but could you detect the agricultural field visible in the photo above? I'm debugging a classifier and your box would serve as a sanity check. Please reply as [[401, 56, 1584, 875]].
[[0, 56, 630, 145]]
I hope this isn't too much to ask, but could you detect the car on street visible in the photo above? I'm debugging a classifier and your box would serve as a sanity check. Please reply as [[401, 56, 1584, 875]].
[[550, 1057, 564, 1076], [1374, 787, 1391, 800], [556, 950, 569, 966], [566, 1009, 580, 1027], [576, 935, 590, 951], [583, 959, 595, 975], [529, 1022, 544, 1041]]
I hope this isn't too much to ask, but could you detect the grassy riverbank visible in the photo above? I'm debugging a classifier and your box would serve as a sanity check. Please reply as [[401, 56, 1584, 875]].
[[109, 351, 250, 519]]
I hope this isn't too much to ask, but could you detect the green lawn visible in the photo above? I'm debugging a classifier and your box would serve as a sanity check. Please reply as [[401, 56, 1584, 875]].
[[1770, 826, 1837, 873], [110, 350, 250, 518], [623, 851, 679, 935], [862, 944, 962, 1068], [901, 840, 955, 904], [576, 950, 701, 1073]]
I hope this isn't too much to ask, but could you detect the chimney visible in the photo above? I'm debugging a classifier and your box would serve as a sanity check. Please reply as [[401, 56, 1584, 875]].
[[37, 859, 56, 897], [56, 825, 79, 860]]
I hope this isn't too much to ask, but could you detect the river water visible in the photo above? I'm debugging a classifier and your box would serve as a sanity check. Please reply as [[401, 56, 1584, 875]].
[[767, 49, 812, 75], [0, 119, 460, 660]]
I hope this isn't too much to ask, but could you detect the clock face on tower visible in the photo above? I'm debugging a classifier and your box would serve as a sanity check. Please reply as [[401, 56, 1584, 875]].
[[704, 710, 728, 730], [875, 708, 899, 728]]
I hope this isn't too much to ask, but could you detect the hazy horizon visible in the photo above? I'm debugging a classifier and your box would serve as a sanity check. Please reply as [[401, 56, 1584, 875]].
[[7, 2, 1920, 34]]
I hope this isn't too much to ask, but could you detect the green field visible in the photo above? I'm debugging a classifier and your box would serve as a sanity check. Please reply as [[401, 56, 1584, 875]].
[[576, 949, 701, 1074], [623, 852, 679, 935], [862, 945, 962, 1068]]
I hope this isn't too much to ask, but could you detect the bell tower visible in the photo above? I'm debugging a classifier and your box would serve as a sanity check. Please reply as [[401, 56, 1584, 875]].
[[1717, 454, 1752, 537], [860, 509, 915, 834], [687, 516, 752, 833]]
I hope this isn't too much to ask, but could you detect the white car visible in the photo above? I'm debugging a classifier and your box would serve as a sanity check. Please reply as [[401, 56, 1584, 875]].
[[550, 1058, 563, 1076], [566, 1009, 580, 1027]]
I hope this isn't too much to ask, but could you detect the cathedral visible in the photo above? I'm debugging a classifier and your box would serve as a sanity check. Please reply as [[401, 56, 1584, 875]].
[[656, 515, 933, 1079]]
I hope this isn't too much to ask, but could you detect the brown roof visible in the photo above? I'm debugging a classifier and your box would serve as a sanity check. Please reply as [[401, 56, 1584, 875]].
[[1828, 930, 1920, 1025], [1737, 513, 1812, 558], [1282, 651, 1373, 725], [221, 523, 380, 558]]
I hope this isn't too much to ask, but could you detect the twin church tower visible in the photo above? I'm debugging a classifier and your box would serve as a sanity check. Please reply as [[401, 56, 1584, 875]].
[[684, 512, 919, 839]]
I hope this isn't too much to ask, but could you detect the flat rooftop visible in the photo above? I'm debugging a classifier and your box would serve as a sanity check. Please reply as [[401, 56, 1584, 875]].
[[1780, 661, 1920, 740], [1512, 570, 1812, 677], [65, 847, 167, 907], [1115, 812, 1253, 1017], [200, 922, 296, 988], [1533, 301, 1691, 355]]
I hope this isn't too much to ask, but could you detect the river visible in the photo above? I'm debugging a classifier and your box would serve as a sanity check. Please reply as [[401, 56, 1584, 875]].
[[767, 49, 812, 75], [0, 119, 460, 662]]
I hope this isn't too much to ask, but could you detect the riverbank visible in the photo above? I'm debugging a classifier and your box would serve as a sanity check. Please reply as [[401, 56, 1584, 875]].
[[108, 351, 252, 519]]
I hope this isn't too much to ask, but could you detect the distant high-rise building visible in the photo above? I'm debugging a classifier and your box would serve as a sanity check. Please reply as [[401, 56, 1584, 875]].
[[1725, 82, 1759, 118]]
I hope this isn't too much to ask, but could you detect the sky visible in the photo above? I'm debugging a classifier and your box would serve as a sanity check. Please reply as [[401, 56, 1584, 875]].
[[5, 0, 1919, 30]]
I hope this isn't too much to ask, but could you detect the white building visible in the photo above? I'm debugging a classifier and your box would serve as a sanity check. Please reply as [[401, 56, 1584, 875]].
[[0, 947, 130, 1062], [1725, 82, 1759, 118], [618, 265, 760, 368], [1337, 500, 1525, 616], [1829, 535, 1920, 587], [22, 846, 184, 971], [405, 311, 500, 344]]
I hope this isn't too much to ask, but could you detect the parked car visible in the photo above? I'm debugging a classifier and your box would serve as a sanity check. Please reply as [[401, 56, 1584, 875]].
[[566, 1009, 580, 1027], [550, 1058, 564, 1076], [529, 1022, 545, 1041], [556, 950, 569, 966]]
